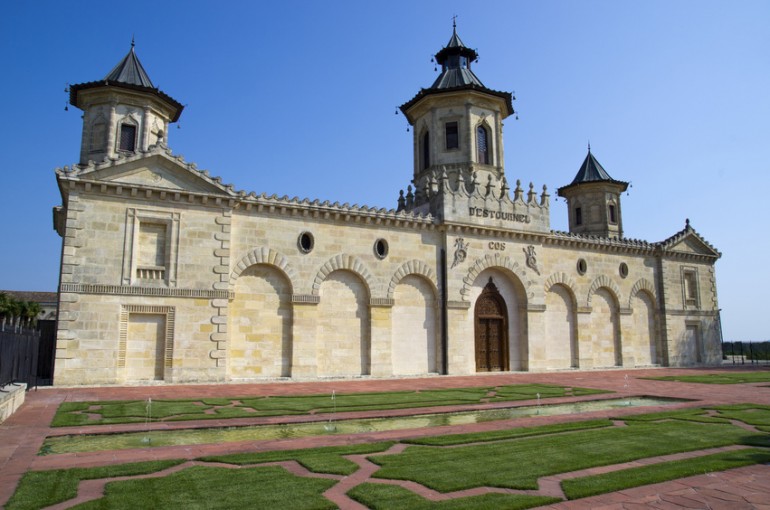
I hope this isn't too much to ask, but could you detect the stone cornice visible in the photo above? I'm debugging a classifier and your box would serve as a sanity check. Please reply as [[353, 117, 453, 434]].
[[60, 283, 231, 299]]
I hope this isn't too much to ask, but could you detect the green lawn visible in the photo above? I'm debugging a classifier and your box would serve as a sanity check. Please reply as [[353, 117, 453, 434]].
[[369, 420, 766, 491], [50, 383, 607, 427], [12, 406, 770, 510], [646, 371, 770, 384]]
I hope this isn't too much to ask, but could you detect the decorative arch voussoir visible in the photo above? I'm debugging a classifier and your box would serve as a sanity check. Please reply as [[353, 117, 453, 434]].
[[587, 275, 622, 306], [628, 278, 657, 308], [311, 254, 375, 297], [387, 260, 438, 299], [230, 247, 297, 292], [460, 254, 534, 301]]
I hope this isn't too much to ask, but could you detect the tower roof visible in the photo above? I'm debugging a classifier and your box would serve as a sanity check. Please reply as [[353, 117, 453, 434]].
[[558, 148, 629, 194], [399, 25, 513, 122], [69, 41, 183, 122], [103, 41, 154, 88]]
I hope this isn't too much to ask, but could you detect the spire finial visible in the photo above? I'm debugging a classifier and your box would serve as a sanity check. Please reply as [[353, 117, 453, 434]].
[[587, 141, 591, 152], [452, 14, 458, 30], [131, 35, 135, 48]]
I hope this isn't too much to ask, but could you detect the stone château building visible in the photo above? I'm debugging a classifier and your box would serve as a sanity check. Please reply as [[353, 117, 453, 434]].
[[52, 29, 722, 385]]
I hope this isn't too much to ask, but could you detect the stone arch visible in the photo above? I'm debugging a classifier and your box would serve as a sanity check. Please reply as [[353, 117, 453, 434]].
[[628, 278, 657, 308], [230, 247, 297, 293], [387, 260, 438, 300], [586, 274, 622, 307], [311, 254, 375, 297], [544, 272, 578, 305], [461, 253, 534, 302]]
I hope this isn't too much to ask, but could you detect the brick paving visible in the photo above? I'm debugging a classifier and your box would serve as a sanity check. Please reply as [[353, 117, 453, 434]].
[[1, 366, 769, 508]]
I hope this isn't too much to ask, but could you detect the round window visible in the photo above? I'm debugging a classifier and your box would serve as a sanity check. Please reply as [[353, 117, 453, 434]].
[[374, 238, 389, 259], [298, 231, 314, 253], [577, 258, 587, 275], [619, 262, 629, 278]]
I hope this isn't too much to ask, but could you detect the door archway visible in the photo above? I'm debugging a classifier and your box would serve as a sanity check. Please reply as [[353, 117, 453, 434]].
[[474, 278, 509, 371]]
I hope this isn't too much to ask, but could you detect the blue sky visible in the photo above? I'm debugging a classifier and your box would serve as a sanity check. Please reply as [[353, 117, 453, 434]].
[[1, 1, 768, 341]]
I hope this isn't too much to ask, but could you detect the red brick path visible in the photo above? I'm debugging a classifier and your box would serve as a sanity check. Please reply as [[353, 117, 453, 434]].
[[1, 367, 769, 508]]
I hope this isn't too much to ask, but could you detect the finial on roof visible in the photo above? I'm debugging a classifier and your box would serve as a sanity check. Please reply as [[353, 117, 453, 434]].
[[587, 141, 591, 152], [131, 35, 135, 48], [452, 14, 457, 30], [685, 218, 690, 228]]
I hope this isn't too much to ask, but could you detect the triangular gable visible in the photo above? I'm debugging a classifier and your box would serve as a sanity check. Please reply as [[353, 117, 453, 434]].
[[662, 227, 721, 258], [74, 151, 233, 195]]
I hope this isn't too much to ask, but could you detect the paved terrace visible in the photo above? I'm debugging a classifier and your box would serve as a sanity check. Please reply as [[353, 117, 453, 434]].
[[1, 367, 769, 509]]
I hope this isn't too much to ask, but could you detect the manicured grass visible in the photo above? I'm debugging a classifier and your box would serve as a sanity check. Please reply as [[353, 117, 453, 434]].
[[561, 448, 770, 500], [73, 465, 337, 510], [404, 419, 613, 446], [51, 383, 606, 427], [614, 408, 731, 424], [711, 404, 770, 429], [369, 420, 765, 492], [646, 371, 770, 384], [348, 483, 560, 509], [5, 460, 184, 510], [199, 441, 395, 475]]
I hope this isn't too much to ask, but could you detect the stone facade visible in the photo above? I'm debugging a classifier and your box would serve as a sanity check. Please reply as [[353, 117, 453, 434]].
[[52, 30, 722, 386]]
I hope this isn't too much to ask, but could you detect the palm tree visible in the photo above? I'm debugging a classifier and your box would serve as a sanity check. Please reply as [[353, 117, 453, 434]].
[[0, 292, 9, 331], [24, 301, 42, 329]]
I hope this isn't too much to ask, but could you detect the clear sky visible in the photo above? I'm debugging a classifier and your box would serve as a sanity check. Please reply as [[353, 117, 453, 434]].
[[0, 1, 768, 341]]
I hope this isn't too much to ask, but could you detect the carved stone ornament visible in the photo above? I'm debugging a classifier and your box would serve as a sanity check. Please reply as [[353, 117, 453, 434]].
[[523, 245, 540, 275], [451, 237, 469, 269]]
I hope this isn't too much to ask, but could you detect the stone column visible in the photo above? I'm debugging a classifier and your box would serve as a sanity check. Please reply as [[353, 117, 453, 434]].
[[140, 105, 151, 151], [106, 101, 118, 159]]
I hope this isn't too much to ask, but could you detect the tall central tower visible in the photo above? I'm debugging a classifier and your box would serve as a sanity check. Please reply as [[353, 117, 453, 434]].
[[400, 24, 514, 204]]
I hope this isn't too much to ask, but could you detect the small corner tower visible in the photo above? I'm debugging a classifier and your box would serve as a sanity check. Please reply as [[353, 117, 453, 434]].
[[69, 40, 184, 166], [557, 147, 629, 238], [399, 23, 514, 196]]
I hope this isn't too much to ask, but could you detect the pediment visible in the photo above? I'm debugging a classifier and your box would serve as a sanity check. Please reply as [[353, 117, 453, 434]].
[[665, 231, 720, 257], [75, 153, 232, 195]]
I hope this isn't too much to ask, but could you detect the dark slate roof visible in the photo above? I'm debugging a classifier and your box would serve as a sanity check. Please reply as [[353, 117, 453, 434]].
[[69, 43, 184, 122], [430, 68, 484, 89], [558, 149, 629, 194], [400, 27, 513, 120], [103, 43, 154, 87]]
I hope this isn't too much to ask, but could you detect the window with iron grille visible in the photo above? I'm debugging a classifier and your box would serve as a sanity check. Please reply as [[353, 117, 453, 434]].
[[476, 125, 489, 164], [119, 124, 137, 152]]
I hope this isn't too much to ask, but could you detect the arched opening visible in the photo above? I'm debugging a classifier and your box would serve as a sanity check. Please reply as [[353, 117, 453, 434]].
[[476, 125, 489, 164], [592, 288, 622, 367], [228, 264, 293, 379], [474, 278, 509, 371], [317, 270, 371, 376], [420, 130, 430, 170], [392, 275, 439, 374], [631, 290, 658, 365], [544, 284, 578, 369]]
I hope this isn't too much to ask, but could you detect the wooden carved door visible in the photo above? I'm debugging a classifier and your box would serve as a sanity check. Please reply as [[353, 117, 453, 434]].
[[474, 278, 509, 372]]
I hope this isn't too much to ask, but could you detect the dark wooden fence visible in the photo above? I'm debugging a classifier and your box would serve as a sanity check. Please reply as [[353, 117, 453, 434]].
[[722, 341, 770, 366], [0, 327, 41, 390]]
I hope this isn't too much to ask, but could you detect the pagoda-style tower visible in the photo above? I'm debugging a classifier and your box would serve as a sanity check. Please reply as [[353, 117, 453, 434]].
[[557, 147, 629, 238], [399, 23, 514, 204], [69, 41, 183, 166]]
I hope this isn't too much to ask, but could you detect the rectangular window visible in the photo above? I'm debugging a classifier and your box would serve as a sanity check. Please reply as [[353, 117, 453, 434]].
[[137, 222, 167, 281], [445, 121, 459, 150], [575, 207, 583, 226], [608, 204, 617, 224], [682, 268, 699, 308], [119, 124, 137, 152]]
